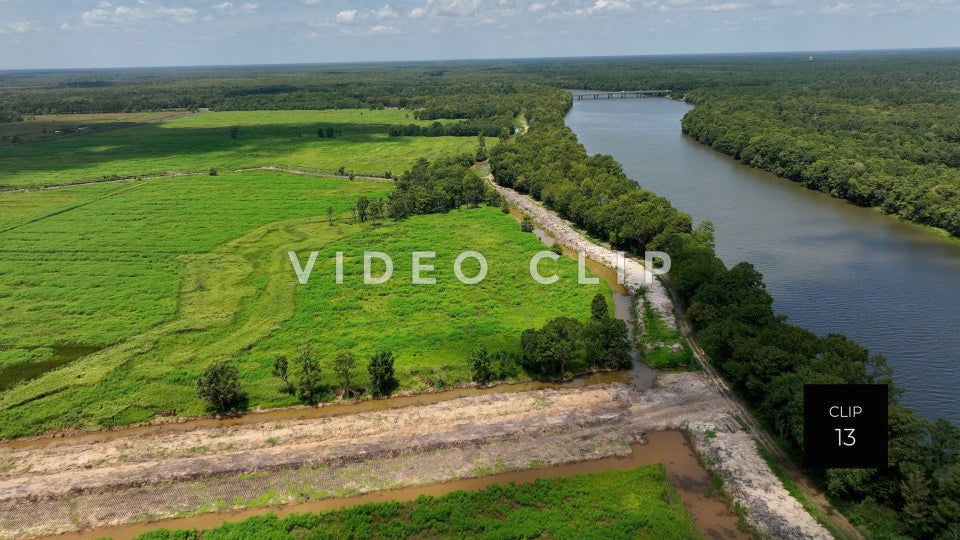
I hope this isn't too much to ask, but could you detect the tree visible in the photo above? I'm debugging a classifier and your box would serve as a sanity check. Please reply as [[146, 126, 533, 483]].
[[295, 347, 323, 404], [476, 133, 488, 161], [196, 361, 245, 413], [272, 354, 292, 393], [462, 170, 486, 208], [317, 127, 325, 138], [932, 463, 960, 532], [332, 351, 357, 398], [900, 464, 933, 536], [521, 317, 586, 377], [500, 199, 510, 214], [470, 346, 494, 386], [368, 350, 397, 397], [369, 199, 384, 224], [356, 196, 370, 222], [209, 167, 219, 176], [229, 126, 239, 139], [590, 293, 608, 321], [520, 215, 534, 232], [326, 206, 335, 225], [586, 316, 632, 370]]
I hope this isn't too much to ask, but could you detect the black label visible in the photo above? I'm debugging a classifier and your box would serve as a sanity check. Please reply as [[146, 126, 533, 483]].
[[803, 384, 888, 469]]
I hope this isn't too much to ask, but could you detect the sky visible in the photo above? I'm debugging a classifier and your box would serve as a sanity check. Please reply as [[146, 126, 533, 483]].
[[1, 0, 959, 69]]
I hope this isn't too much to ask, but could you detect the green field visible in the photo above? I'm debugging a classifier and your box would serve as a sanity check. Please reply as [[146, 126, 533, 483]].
[[0, 112, 182, 145], [136, 466, 700, 540], [0, 110, 486, 188], [0, 173, 608, 437]]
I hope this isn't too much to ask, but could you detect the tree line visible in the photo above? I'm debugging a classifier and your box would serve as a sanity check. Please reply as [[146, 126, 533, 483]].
[[388, 120, 511, 138], [196, 348, 399, 413]]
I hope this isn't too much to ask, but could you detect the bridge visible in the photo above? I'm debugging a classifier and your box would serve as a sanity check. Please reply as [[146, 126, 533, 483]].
[[575, 90, 670, 100]]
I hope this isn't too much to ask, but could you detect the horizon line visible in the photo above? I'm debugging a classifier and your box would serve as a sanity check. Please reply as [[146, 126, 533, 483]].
[[2, 46, 959, 73]]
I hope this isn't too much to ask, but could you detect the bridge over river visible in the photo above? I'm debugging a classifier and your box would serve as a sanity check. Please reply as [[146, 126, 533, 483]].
[[575, 90, 670, 99]]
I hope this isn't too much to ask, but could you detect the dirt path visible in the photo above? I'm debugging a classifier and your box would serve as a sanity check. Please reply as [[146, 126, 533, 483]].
[[0, 170, 205, 195], [676, 305, 863, 540], [234, 166, 394, 182], [481, 162, 676, 328]]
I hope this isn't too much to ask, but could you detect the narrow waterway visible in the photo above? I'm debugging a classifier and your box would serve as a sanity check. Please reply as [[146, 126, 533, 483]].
[[566, 94, 960, 423]]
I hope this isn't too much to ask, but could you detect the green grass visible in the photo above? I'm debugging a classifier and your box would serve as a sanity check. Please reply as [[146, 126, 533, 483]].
[[135, 465, 700, 540], [835, 498, 912, 539], [639, 298, 691, 369], [0, 174, 608, 437], [0, 110, 486, 188], [0, 112, 180, 144], [0, 180, 123, 230]]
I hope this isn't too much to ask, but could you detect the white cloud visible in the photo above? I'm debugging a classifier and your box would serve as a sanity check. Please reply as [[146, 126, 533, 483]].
[[335, 9, 358, 22], [376, 4, 399, 18], [323, 5, 405, 36], [703, 1, 747, 10], [409, 6, 427, 17], [334, 5, 400, 24], [369, 24, 399, 33], [529, 2, 546, 11], [821, 1, 853, 14], [425, 0, 482, 16], [568, 0, 633, 15], [212, 2, 258, 15], [0, 21, 32, 34], [80, 3, 199, 27]]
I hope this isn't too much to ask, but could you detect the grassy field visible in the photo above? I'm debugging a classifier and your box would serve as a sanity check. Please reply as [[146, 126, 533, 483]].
[[0, 112, 181, 145], [0, 173, 608, 437], [0, 110, 486, 188], [135, 466, 700, 540]]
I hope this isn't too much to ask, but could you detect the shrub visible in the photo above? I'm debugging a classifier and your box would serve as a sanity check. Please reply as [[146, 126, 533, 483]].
[[520, 215, 534, 232], [368, 350, 397, 397], [295, 347, 323, 404], [196, 361, 245, 413]]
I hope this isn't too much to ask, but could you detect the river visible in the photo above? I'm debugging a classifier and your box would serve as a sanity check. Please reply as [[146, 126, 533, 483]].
[[566, 95, 960, 424]]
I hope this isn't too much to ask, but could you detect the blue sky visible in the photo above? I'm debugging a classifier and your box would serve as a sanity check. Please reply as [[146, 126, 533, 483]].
[[1, 0, 959, 69]]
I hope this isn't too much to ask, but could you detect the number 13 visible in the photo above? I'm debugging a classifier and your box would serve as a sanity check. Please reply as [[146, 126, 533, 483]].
[[835, 428, 856, 447]]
